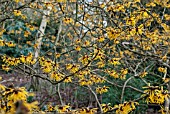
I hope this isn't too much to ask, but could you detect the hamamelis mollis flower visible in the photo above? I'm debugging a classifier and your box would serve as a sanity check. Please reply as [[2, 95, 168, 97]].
[[101, 103, 113, 113], [96, 86, 109, 94], [0, 84, 38, 113], [6, 41, 16, 47], [97, 36, 105, 42], [78, 107, 98, 114], [0, 40, 5, 46], [55, 105, 70, 113], [97, 60, 105, 68], [75, 45, 81, 51], [142, 85, 169, 105], [79, 54, 90, 65], [114, 102, 139, 114], [158, 67, 167, 73], [45, 103, 55, 112], [108, 58, 121, 66], [90, 75, 105, 83], [13, 10, 22, 16], [50, 71, 63, 81], [107, 70, 119, 79], [2, 64, 10, 71], [79, 79, 93, 86], [140, 71, 148, 78], [63, 17, 73, 24]]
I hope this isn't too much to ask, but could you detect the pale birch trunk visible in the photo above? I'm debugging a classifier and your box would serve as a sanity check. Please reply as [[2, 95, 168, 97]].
[[31, 0, 52, 91]]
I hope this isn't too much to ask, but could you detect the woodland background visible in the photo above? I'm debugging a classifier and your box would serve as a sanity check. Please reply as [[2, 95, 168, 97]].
[[0, 0, 170, 113]]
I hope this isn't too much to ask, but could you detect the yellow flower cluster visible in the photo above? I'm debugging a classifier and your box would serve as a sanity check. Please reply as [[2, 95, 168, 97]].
[[46, 104, 97, 114], [79, 79, 93, 86], [39, 57, 58, 73], [108, 58, 121, 66], [0, 83, 38, 114], [66, 64, 79, 73], [90, 75, 105, 84], [63, 17, 73, 24], [107, 3, 125, 12], [107, 70, 119, 79], [55, 105, 70, 113], [97, 60, 105, 68], [50, 71, 63, 81], [158, 67, 167, 73], [20, 53, 35, 64], [139, 71, 148, 78], [106, 27, 121, 40], [0, 40, 16, 47], [143, 86, 169, 104], [126, 16, 136, 26], [114, 102, 139, 114], [79, 54, 90, 65], [101, 103, 113, 113], [75, 45, 81, 51], [106, 68, 128, 80], [77, 107, 97, 114], [93, 49, 105, 60], [97, 36, 105, 42], [13, 10, 22, 16], [96, 86, 109, 94], [1, 53, 35, 71]]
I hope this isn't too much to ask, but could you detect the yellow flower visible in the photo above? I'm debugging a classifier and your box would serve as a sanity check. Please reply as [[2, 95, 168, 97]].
[[24, 31, 31, 37], [97, 36, 105, 42], [126, 16, 136, 26], [63, 17, 73, 24], [57, 0, 67, 2], [0, 84, 5, 91], [79, 79, 93, 86], [108, 70, 119, 78], [84, 40, 90, 46], [75, 39, 81, 44], [75, 45, 81, 51], [140, 71, 148, 78], [142, 86, 169, 104], [6, 41, 16, 47], [96, 86, 109, 94], [2, 64, 10, 71], [21, 15, 27, 19], [101, 103, 113, 113], [64, 77, 72, 83], [55, 105, 70, 113], [50, 72, 63, 81], [114, 102, 139, 114], [70, 64, 79, 73], [79, 107, 97, 114], [46, 103, 54, 112], [20, 55, 26, 63], [109, 58, 121, 66], [158, 67, 167, 73], [79, 54, 90, 65], [97, 61, 105, 68], [55, 53, 61, 58], [142, 11, 149, 18], [7, 87, 28, 103], [14, 0, 20, 3], [66, 63, 73, 70], [29, 25, 35, 31], [14, 10, 22, 16], [121, 69, 128, 75], [42, 66, 52, 73]]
